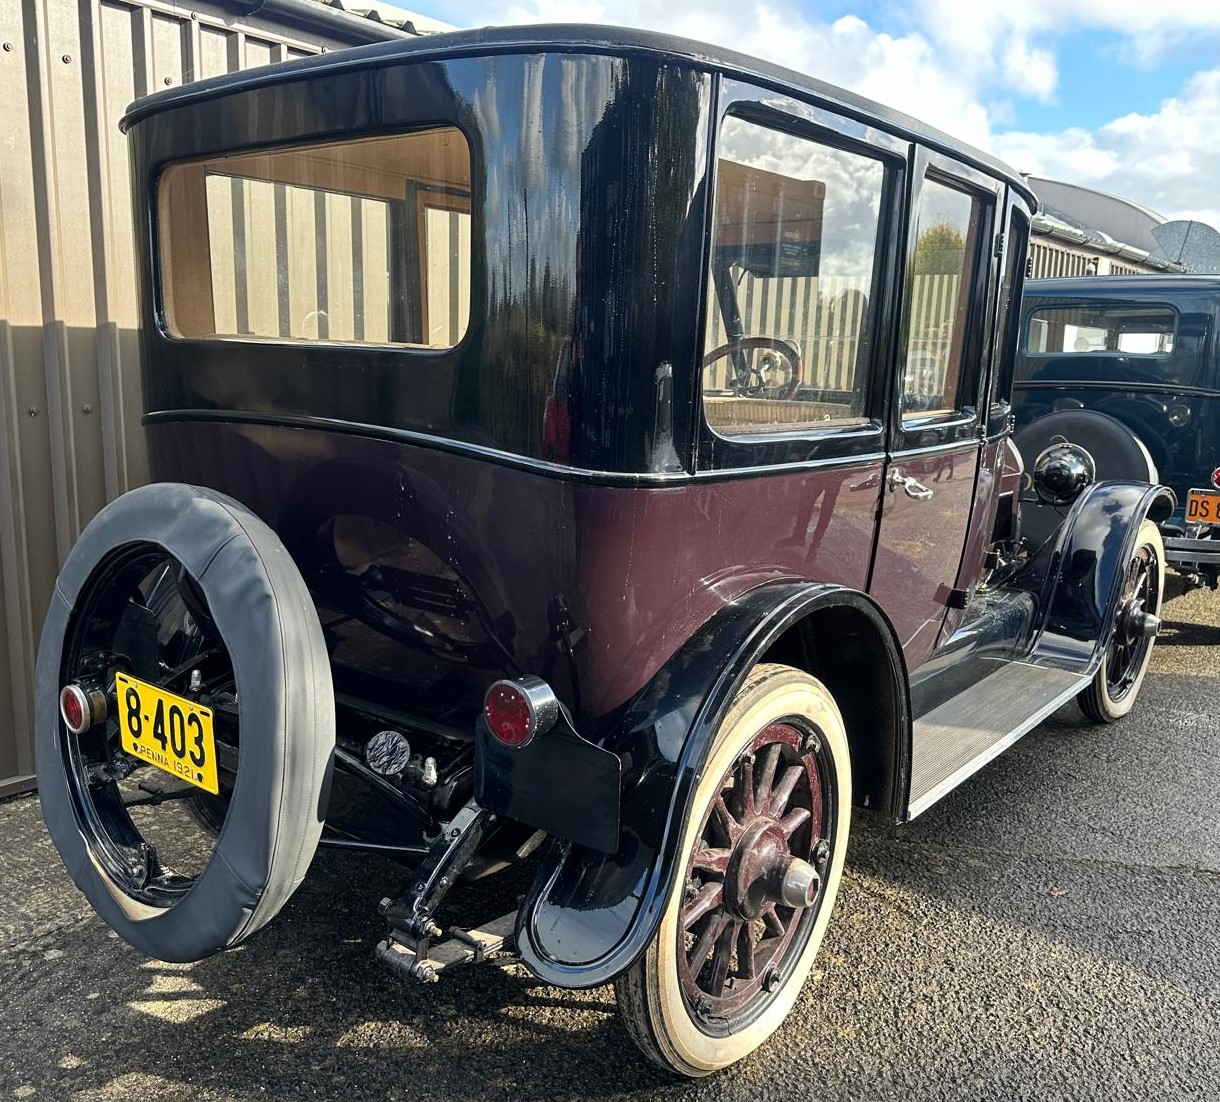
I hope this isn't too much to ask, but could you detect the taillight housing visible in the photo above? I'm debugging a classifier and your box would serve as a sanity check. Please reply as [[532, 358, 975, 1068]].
[[483, 677, 560, 748], [1212, 467, 1220, 490], [59, 683, 106, 735]]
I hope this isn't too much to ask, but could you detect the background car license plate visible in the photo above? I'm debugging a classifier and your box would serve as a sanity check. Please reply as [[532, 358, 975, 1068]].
[[116, 672, 219, 795], [1186, 489, 1220, 525]]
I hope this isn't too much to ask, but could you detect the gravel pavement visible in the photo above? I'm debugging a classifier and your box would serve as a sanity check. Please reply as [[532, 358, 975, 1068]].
[[1, 580, 1217, 1102]]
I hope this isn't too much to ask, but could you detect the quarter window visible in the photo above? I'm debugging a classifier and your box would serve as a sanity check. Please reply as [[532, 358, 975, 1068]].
[[702, 115, 886, 436], [902, 177, 986, 418], [158, 127, 471, 348]]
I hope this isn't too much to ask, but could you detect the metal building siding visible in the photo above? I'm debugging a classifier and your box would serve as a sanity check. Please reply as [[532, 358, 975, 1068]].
[[0, 0, 383, 796]]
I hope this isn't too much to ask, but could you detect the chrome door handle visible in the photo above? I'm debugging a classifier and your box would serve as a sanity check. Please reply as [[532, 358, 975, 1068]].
[[887, 468, 935, 500]]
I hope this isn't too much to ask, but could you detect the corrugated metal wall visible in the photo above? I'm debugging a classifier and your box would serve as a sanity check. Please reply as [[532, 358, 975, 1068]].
[[1028, 237, 1167, 278], [0, 0, 404, 797]]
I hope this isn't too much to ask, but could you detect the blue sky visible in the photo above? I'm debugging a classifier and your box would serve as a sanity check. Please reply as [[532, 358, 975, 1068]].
[[404, 0, 1220, 230]]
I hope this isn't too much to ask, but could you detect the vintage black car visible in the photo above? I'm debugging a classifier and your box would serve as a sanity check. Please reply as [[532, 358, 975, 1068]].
[[36, 25, 1173, 1076], [1013, 275, 1220, 587]]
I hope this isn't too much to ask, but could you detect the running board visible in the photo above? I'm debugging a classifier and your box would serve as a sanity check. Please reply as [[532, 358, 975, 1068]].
[[907, 662, 1089, 819]]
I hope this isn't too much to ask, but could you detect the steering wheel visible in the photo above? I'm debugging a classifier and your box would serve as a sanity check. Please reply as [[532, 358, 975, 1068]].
[[703, 336, 803, 400]]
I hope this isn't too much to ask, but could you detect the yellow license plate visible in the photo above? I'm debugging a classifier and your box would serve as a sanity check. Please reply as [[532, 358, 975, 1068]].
[[1186, 489, 1220, 525], [116, 672, 219, 795]]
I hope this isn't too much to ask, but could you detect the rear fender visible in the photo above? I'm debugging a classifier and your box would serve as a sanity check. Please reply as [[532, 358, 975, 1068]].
[[514, 581, 906, 988], [1024, 481, 1175, 668]]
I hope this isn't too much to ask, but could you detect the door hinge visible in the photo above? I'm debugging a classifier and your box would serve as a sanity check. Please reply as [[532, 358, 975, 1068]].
[[993, 232, 1005, 259]]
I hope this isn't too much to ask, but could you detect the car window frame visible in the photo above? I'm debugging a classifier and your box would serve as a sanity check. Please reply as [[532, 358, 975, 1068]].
[[891, 148, 1001, 451], [985, 194, 1032, 441], [694, 78, 907, 473]]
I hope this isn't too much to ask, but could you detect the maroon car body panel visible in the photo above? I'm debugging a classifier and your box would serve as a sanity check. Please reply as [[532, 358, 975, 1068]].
[[870, 444, 981, 668], [148, 421, 884, 723]]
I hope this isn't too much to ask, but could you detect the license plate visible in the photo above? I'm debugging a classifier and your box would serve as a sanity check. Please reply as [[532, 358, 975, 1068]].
[[1186, 489, 1220, 525], [116, 672, 219, 795]]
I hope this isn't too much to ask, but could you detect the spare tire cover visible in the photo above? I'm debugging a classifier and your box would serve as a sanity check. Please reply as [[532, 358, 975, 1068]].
[[1014, 409, 1159, 485], [36, 483, 334, 962]]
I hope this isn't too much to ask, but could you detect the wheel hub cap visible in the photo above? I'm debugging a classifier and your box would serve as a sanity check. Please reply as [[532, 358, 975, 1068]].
[[724, 820, 823, 921], [1121, 597, 1161, 642]]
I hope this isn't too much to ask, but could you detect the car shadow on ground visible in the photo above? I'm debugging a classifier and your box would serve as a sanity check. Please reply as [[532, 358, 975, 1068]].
[[1156, 617, 1220, 646], [834, 586, 1220, 1079], [17, 845, 674, 1102]]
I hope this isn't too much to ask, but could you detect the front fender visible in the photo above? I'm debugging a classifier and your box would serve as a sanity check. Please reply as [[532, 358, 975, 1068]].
[[514, 581, 904, 988], [1025, 481, 1175, 668]]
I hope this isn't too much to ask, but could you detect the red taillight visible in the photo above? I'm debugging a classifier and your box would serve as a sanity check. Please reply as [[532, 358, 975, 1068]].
[[1212, 467, 1220, 490], [485, 684, 532, 746], [59, 684, 90, 735], [483, 677, 559, 748]]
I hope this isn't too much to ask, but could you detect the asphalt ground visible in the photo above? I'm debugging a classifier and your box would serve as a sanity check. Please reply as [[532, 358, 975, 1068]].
[[1, 579, 1218, 1102]]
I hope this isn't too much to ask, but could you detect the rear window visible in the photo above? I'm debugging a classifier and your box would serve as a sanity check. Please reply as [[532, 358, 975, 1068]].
[[1025, 305, 1176, 356], [157, 127, 471, 348]]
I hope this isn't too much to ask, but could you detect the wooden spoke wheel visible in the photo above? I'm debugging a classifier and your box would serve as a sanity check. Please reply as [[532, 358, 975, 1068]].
[[616, 664, 851, 1076]]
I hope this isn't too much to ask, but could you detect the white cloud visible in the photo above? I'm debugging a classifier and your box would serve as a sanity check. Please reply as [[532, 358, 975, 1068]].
[[911, 0, 1220, 70], [1000, 39, 1057, 102], [994, 68, 1220, 228]]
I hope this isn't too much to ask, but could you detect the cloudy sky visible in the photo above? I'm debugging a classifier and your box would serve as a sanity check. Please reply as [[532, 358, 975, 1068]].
[[416, 0, 1220, 231]]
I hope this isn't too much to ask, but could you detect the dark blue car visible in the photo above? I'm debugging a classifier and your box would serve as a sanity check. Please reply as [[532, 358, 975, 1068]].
[[1013, 275, 1220, 586]]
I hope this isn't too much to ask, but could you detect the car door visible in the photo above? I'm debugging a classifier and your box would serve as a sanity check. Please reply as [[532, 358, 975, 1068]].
[[867, 150, 1000, 671]]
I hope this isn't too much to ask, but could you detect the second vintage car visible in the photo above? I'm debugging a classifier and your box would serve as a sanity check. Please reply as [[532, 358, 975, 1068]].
[[35, 25, 1172, 1076], [1014, 275, 1220, 589]]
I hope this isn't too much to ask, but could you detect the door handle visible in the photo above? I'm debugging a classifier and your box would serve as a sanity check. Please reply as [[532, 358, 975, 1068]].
[[887, 468, 935, 501]]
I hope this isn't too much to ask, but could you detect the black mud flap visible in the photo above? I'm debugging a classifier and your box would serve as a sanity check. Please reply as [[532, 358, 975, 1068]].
[[474, 714, 621, 854]]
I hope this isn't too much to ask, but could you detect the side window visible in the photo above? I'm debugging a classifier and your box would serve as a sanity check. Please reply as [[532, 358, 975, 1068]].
[[902, 177, 987, 418], [1025, 306, 1176, 355], [702, 115, 886, 436]]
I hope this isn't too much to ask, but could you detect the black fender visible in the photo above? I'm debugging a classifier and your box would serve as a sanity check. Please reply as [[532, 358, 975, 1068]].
[[1023, 481, 1175, 669], [514, 581, 907, 988]]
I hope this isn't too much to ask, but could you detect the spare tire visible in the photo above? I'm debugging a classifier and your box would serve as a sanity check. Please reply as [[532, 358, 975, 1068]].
[[36, 483, 334, 962], [1014, 409, 1159, 485]]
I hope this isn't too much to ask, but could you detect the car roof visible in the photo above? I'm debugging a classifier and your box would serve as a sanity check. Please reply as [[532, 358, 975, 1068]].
[[1024, 275, 1220, 299], [120, 22, 1035, 206]]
